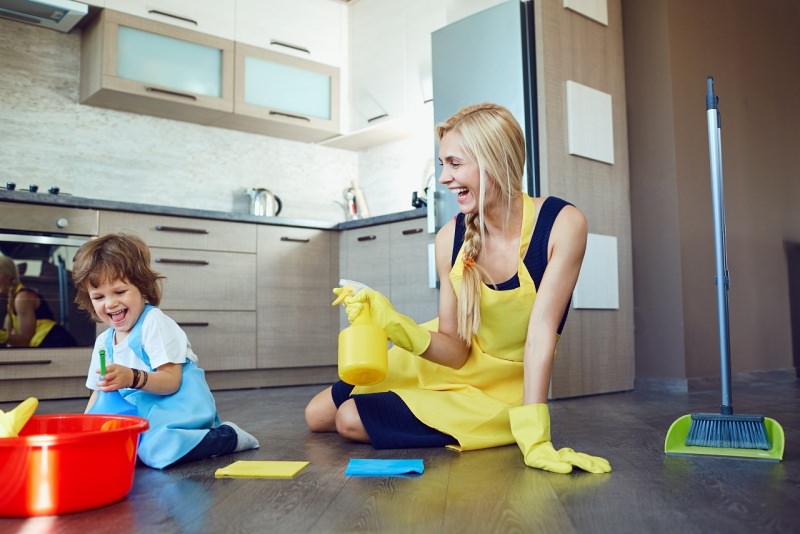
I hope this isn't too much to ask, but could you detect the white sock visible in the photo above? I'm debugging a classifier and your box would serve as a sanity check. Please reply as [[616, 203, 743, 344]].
[[222, 421, 260, 452]]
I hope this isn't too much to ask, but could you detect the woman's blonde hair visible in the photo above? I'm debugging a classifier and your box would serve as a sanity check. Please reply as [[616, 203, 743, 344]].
[[0, 255, 21, 289], [72, 233, 164, 322], [436, 103, 526, 343]]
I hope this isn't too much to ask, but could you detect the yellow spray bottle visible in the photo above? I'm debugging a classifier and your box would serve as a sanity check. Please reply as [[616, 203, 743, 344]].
[[333, 283, 388, 386]]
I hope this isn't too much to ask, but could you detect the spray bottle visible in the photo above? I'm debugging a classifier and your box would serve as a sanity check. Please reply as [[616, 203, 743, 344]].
[[333, 282, 388, 386], [87, 349, 138, 416]]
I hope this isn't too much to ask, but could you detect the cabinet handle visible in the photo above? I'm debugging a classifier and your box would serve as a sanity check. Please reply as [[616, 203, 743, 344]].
[[147, 10, 198, 26], [367, 113, 389, 123], [0, 359, 53, 366], [401, 228, 424, 235], [357, 235, 377, 242], [270, 40, 311, 55], [155, 225, 209, 235], [177, 322, 210, 328], [155, 258, 210, 266], [269, 111, 311, 123], [145, 87, 198, 101], [280, 236, 310, 243]]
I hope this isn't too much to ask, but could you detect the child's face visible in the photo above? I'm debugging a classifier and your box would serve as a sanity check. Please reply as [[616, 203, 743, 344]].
[[87, 277, 145, 339]]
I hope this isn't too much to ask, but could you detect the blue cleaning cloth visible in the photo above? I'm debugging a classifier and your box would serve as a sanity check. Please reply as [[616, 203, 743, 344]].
[[345, 458, 424, 477]]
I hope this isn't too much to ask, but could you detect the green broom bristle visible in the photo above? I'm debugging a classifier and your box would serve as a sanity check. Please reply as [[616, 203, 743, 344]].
[[686, 413, 770, 450]]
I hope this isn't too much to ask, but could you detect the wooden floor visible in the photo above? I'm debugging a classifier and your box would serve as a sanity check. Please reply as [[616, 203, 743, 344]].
[[2, 376, 798, 533]]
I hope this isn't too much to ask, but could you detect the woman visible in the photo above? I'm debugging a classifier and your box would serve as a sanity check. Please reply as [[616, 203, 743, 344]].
[[305, 103, 610, 474], [0, 255, 76, 348]]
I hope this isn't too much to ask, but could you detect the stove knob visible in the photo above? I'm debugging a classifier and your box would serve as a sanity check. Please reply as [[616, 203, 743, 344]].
[[5, 182, 15, 191], [29, 184, 38, 193], [56, 218, 69, 229], [49, 186, 60, 195]]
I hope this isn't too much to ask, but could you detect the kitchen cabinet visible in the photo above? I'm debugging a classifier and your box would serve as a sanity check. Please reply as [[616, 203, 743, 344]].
[[213, 43, 340, 143], [324, 0, 444, 150], [235, 0, 344, 68], [80, 9, 235, 126], [256, 225, 338, 369], [98, 211, 258, 371], [340, 217, 437, 329], [104, 0, 235, 40]]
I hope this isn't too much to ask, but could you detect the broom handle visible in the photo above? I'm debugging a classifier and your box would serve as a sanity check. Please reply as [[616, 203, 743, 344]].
[[706, 76, 734, 415]]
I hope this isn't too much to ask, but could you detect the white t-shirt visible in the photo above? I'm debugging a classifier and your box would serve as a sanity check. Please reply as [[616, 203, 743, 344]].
[[85, 307, 198, 390]]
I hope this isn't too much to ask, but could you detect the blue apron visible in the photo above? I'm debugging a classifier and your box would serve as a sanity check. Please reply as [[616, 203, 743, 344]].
[[105, 304, 220, 469]]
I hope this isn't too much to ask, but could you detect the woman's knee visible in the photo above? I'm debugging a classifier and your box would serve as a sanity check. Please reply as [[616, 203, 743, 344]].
[[305, 387, 337, 432], [334, 399, 369, 442]]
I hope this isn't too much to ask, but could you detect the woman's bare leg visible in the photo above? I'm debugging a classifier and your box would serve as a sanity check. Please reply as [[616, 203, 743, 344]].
[[335, 399, 370, 443], [305, 386, 338, 432]]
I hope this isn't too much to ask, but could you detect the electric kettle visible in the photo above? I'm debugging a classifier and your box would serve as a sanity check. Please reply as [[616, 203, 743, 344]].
[[246, 188, 282, 216]]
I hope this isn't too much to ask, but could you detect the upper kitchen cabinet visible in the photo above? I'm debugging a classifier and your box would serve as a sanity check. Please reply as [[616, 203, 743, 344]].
[[323, 0, 445, 150], [235, 0, 345, 68], [213, 43, 340, 143], [80, 9, 234, 125], [103, 0, 235, 40]]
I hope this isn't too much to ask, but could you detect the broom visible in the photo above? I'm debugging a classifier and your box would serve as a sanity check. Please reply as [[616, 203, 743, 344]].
[[684, 76, 770, 450]]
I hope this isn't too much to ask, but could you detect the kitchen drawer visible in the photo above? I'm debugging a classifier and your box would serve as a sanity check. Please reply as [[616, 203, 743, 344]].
[[0, 203, 99, 236], [166, 310, 256, 370], [0, 348, 88, 380], [339, 224, 392, 293], [99, 211, 256, 253], [153, 247, 256, 310]]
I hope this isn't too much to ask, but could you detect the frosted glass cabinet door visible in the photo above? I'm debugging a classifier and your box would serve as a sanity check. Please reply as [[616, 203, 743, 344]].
[[117, 26, 224, 98], [228, 43, 340, 142], [80, 9, 234, 124]]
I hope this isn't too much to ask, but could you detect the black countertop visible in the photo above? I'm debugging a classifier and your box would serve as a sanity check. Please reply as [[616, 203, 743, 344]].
[[0, 189, 426, 231]]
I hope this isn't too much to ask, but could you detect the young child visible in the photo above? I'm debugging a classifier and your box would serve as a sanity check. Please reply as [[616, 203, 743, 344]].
[[72, 233, 259, 469]]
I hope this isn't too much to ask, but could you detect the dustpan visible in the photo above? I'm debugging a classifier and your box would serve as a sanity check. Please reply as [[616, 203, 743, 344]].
[[665, 414, 784, 461], [664, 76, 785, 461]]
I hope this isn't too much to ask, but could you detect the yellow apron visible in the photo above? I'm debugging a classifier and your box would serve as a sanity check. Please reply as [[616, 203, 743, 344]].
[[9, 283, 56, 348], [353, 195, 538, 450]]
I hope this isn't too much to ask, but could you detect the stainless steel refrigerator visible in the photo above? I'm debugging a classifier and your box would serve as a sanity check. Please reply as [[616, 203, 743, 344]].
[[428, 0, 539, 232]]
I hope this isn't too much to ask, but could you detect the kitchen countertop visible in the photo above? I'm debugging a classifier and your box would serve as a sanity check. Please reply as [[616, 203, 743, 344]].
[[0, 189, 426, 231]]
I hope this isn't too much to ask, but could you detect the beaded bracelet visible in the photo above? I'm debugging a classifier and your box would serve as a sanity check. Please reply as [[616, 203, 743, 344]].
[[131, 368, 140, 389], [138, 371, 149, 390]]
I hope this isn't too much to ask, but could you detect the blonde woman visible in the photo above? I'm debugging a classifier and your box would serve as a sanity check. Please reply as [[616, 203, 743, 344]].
[[305, 103, 610, 474], [0, 255, 76, 348]]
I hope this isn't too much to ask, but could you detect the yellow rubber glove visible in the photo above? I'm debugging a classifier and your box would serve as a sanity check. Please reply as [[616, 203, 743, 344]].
[[334, 280, 431, 356], [509, 403, 611, 474], [0, 328, 8, 344], [0, 397, 39, 438]]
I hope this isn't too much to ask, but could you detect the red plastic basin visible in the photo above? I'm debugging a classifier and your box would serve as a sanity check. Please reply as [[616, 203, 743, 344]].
[[0, 414, 149, 517]]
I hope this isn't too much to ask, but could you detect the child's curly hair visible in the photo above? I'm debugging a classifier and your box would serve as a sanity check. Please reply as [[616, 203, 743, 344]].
[[72, 233, 164, 322]]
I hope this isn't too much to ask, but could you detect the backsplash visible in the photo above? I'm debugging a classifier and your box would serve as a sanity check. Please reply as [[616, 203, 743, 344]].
[[0, 18, 428, 222]]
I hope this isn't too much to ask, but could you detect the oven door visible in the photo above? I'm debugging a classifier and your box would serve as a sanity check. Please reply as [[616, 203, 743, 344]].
[[1, 232, 96, 347]]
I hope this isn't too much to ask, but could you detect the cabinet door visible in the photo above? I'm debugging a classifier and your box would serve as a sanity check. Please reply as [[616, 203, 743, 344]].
[[105, 0, 236, 39], [80, 9, 234, 125], [348, 0, 407, 131], [389, 220, 438, 322], [257, 226, 337, 368], [235, 0, 344, 67], [214, 43, 340, 143]]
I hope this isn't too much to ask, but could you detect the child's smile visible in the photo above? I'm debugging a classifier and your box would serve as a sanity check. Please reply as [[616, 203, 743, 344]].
[[88, 278, 145, 340]]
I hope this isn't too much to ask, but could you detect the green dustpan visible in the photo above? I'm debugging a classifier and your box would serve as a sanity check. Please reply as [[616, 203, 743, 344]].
[[664, 414, 785, 461]]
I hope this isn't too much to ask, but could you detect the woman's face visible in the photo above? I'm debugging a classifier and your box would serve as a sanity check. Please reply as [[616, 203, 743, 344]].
[[87, 277, 145, 339], [438, 130, 483, 215]]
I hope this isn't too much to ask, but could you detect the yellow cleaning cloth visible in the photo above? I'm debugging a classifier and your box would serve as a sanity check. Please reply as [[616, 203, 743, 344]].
[[215, 460, 310, 479]]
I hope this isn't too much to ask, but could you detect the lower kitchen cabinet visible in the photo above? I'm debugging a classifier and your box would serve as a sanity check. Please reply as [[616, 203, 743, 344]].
[[256, 225, 338, 368], [99, 211, 258, 372], [340, 217, 438, 330]]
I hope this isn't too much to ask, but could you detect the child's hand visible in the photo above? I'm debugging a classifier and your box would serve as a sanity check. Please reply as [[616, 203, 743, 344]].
[[97, 364, 134, 391]]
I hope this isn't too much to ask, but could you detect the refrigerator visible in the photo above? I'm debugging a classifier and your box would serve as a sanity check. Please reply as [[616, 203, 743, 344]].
[[428, 0, 539, 232]]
